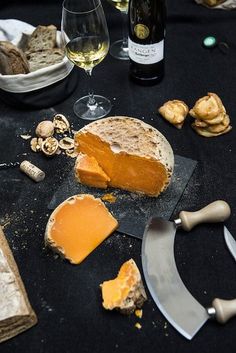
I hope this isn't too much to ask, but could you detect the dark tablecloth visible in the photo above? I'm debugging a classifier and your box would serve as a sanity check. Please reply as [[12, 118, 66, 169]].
[[0, 1, 236, 352]]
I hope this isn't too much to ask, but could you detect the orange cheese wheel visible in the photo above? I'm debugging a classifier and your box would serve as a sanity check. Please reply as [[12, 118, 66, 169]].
[[74, 116, 174, 197], [45, 194, 118, 264]]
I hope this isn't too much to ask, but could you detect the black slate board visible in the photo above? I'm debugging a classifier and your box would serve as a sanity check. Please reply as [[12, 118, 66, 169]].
[[48, 155, 197, 238]]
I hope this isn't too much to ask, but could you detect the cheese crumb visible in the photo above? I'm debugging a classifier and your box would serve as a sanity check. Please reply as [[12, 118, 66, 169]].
[[135, 309, 143, 319], [101, 193, 117, 203]]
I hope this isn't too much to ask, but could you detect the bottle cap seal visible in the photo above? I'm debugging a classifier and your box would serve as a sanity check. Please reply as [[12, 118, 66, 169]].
[[203, 36, 217, 48]]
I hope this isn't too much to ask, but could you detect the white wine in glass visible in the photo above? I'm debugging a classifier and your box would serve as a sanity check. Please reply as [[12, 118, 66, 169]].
[[61, 0, 111, 120], [107, 0, 129, 60]]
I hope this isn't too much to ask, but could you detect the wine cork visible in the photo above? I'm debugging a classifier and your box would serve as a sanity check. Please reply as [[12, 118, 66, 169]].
[[20, 160, 45, 182]]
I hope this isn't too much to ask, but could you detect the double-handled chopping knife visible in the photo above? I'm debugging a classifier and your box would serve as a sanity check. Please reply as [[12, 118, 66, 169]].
[[224, 226, 236, 261], [142, 200, 236, 340]]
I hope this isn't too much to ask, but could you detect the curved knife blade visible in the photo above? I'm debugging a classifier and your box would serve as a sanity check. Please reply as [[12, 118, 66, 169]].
[[224, 226, 236, 261], [142, 217, 208, 340]]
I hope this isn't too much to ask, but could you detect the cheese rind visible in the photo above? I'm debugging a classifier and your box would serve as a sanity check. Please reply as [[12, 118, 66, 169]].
[[101, 259, 147, 314], [45, 194, 118, 264], [74, 116, 174, 196]]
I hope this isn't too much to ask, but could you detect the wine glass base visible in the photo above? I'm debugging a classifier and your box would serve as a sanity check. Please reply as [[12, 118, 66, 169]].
[[73, 95, 112, 120], [110, 39, 129, 60]]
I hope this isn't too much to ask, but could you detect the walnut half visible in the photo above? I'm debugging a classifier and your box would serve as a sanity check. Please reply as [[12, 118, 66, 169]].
[[41, 137, 59, 157]]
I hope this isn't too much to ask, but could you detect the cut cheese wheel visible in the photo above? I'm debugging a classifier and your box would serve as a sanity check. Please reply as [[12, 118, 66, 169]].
[[74, 116, 174, 197], [101, 259, 147, 314], [45, 194, 118, 264], [75, 153, 110, 189]]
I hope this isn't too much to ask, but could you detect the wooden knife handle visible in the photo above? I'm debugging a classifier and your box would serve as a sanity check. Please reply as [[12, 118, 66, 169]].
[[179, 200, 231, 231], [212, 298, 236, 324]]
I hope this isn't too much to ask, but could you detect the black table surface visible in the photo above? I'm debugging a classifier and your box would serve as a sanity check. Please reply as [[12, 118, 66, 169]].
[[0, 1, 236, 352]]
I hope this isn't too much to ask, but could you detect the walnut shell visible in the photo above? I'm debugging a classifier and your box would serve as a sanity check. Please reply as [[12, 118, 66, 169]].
[[41, 137, 59, 156], [58, 137, 74, 150], [53, 114, 70, 134]]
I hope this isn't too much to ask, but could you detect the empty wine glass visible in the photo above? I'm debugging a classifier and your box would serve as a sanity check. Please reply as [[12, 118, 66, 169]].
[[107, 0, 129, 60], [61, 0, 111, 120]]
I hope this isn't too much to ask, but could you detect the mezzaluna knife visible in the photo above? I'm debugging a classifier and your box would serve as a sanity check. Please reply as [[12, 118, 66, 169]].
[[224, 226, 236, 261], [142, 200, 235, 340]]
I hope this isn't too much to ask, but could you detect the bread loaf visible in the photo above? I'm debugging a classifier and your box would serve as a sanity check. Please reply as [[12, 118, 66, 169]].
[[27, 25, 57, 52], [0, 226, 37, 343], [0, 41, 29, 75], [74, 116, 174, 197], [26, 48, 65, 72]]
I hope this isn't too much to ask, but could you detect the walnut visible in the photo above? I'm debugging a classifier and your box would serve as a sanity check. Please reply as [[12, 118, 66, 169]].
[[41, 137, 59, 156], [53, 114, 70, 134], [158, 100, 189, 129], [35, 120, 54, 138]]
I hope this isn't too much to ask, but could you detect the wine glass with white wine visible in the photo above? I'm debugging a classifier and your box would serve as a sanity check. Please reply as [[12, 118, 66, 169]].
[[107, 0, 129, 60], [61, 0, 111, 120]]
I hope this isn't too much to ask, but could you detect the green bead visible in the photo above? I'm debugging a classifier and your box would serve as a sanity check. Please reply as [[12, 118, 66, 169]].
[[203, 36, 217, 48]]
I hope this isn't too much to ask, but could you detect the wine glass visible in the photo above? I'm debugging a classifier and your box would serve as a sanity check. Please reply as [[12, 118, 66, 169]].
[[61, 0, 111, 120], [107, 0, 129, 60]]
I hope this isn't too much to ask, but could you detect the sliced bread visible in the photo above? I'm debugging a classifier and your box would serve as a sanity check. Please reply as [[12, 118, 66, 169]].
[[0, 41, 30, 75], [27, 25, 57, 52], [0, 226, 37, 343], [26, 48, 65, 71]]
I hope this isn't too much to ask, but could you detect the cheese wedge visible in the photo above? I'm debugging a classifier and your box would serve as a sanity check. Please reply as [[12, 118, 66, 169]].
[[0, 226, 37, 343], [75, 153, 110, 189], [45, 194, 118, 264], [101, 259, 147, 314], [74, 116, 174, 197]]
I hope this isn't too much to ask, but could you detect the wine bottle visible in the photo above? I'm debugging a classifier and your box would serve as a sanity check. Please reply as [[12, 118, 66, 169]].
[[128, 0, 166, 85]]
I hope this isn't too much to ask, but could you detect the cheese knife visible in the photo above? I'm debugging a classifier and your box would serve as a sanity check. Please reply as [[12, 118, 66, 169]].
[[224, 226, 236, 261], [142, 200, 233, 339]]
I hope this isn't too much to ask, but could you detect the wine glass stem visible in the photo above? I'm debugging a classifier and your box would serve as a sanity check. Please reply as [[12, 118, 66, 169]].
[[86, 69, 97, 107], [121, 11, 128, 50]]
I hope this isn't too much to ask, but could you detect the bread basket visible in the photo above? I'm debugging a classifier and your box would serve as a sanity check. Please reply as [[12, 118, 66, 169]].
[[0, 19, 77, 108]]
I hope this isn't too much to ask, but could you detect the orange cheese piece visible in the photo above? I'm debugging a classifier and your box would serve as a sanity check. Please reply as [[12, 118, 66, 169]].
[[101, 259, 147, 314], [74, 116, 174, 197], [75, 153, 110, 189], [45, 194, 118, 264]]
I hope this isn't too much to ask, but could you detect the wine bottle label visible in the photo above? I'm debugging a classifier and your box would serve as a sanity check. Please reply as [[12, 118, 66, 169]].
[[134, 24, 150, 40], [128, 38, 164, 65]]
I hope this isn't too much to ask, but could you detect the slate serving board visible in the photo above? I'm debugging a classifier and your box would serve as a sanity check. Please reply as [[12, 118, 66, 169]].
[[48, 155, 197, 239]]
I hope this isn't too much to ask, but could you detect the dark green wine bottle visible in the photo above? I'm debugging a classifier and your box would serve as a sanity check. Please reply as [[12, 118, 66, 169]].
[[128, 0, 166, 85]]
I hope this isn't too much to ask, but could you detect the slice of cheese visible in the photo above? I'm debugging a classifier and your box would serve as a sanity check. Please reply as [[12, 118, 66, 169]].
[[101, 259, 147, 314], [74, 116, 174, 197], [45, 194, 118, 264], [0, 226, 37, 343], [75, 153, 110, 189]]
